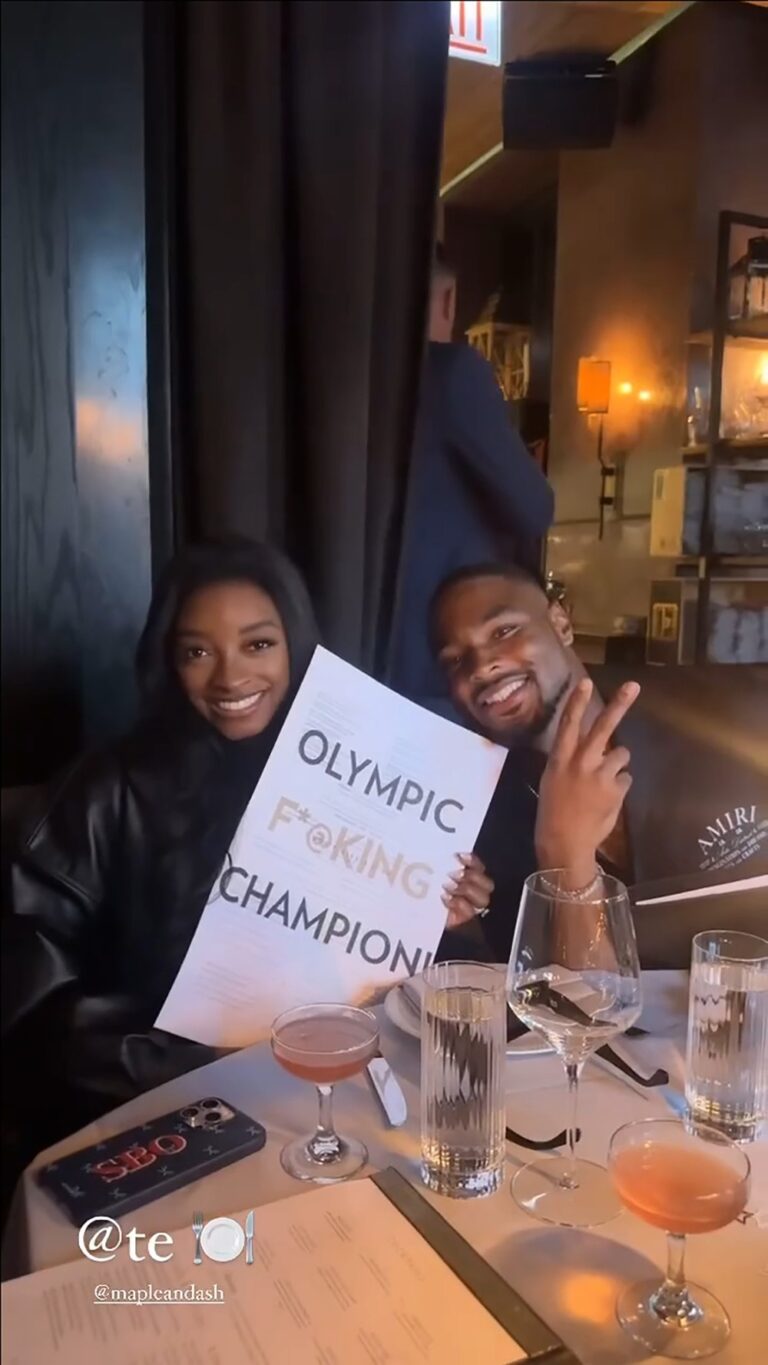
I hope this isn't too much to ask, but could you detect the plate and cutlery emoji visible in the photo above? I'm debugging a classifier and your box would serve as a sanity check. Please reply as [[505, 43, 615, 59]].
[[192, 1210, 255, 1262]]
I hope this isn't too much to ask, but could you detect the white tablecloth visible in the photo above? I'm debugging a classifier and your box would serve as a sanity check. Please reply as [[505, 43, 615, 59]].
[[4, 972, 767, 1364]]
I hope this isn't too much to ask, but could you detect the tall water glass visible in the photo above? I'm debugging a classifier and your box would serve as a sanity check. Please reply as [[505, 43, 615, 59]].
[[420, 961, 507, 1198], [686, 930, 768, 1143]]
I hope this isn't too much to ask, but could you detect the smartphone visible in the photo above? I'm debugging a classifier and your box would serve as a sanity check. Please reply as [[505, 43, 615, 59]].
[[37, 1097, 267, 1225]]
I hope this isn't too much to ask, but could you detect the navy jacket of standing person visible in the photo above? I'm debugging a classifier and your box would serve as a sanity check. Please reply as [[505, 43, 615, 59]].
[[387, 251, 554, 709]]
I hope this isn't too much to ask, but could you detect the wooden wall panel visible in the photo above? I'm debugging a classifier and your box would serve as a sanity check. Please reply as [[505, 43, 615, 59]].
[[1, 1, 83, 782], [1, 0, 150, 784]]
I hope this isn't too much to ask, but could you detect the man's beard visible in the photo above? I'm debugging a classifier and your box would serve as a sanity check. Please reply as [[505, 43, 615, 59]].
[[492, 674, 571, 749]]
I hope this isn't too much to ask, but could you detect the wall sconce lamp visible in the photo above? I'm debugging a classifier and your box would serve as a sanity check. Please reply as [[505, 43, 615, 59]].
[[577, 357, 614, 539]]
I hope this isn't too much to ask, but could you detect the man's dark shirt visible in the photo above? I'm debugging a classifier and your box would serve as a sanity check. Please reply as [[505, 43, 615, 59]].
[[593, 664, 768, 888], [441, 663, 768, 965], [438, 746, 543, 965]]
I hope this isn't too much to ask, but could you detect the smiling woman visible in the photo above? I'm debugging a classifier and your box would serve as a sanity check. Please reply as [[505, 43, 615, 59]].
[[174, 580, 292, 739], [2, 538, 319, 1146]]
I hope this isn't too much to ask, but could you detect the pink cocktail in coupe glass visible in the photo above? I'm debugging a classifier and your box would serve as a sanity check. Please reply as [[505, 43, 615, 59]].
[[608, 1117, 750, 1359], [271, 1003, 379, 1181]]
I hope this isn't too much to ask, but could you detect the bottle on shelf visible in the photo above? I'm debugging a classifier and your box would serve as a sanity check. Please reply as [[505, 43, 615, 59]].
[[728, 235, 768, 323], [686, 387, 709, 447]]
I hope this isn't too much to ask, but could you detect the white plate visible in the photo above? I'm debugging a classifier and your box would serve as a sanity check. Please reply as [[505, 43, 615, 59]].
[[384, 978, 552, 1058], [200, 1216, 245, 1263]]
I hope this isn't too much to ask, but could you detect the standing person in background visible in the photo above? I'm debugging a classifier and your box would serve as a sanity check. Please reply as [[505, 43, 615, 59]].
[[387, 248, 554, 714]]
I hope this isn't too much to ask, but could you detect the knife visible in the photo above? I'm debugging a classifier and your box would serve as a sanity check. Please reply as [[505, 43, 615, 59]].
[[591, 1049, 667, 1099], [367, 1057, 408, 1127], [524, 983, 669, 1089], [596, 1036, 668, 1087], [403, 980, 652, 1054], [245, 1210, 254, 1265]]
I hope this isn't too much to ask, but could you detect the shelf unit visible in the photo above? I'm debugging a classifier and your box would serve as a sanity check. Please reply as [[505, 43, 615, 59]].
[[688, 324, 767, 348], [683, 437, 768, 455], [687, 211, 768, 662]]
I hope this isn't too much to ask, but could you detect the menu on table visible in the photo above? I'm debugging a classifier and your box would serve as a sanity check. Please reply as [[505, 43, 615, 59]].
[[630, 873, 767, 967], [2, 1170, 579, 1365]]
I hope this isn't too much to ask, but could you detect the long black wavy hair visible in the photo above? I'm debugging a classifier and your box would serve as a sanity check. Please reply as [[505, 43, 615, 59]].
[[128, 539, 319, 950]]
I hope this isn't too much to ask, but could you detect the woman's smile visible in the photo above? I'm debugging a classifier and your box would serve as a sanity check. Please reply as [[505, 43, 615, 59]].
[[204, 688, 272, 730], [174, 579, 291, 738], [208, 691, 267, 715]]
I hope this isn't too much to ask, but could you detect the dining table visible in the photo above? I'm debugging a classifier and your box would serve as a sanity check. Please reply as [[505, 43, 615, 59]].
[[3, 969, 767, 1365]]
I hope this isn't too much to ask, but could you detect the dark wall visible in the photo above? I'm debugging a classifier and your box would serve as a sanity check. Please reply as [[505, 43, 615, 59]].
[[445, 209, 517, 340], [1, 0, 151, 784], [443, 197, 557, 451]]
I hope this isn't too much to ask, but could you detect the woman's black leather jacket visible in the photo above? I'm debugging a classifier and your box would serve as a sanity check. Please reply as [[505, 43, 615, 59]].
[[3, 737, 236, 1129]]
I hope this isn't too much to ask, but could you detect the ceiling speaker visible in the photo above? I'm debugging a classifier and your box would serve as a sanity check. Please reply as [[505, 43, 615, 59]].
[[503, 58, 619, 151]]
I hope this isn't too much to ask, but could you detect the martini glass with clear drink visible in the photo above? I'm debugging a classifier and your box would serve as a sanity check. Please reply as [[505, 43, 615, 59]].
[[608, 1117, 750, 1358], [271, 1003, 379, 1181]]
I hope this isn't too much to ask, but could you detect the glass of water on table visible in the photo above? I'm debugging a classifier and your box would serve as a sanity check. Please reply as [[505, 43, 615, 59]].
[[506, 870, 642, 1227], [420, 961, 507, 1198], [686, 931, 768, 1143]]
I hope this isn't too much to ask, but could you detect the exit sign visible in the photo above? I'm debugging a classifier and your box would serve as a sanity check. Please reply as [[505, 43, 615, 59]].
[[449, 1, 502, 67]]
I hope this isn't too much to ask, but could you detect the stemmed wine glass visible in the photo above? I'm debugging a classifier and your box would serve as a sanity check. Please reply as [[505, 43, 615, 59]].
[[506, 870, 642, 1227], [271, 1003, 379, 1182], [608, 1118, 750, 1358]]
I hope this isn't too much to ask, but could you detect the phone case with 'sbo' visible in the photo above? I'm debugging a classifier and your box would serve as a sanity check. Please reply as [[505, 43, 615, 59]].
[[36, 1097, 267, 1224]]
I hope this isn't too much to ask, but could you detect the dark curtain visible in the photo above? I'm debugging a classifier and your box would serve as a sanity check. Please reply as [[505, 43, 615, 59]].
[[147, 0, 449, 670]]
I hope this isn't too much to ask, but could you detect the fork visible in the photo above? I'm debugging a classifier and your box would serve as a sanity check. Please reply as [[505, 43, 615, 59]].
[[192, 1211, 204, 1265]]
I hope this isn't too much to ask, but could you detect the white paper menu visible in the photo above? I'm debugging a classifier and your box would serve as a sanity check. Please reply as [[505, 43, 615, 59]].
[[155, 648, 506, 1046], [1, 1180, 525, 1365]]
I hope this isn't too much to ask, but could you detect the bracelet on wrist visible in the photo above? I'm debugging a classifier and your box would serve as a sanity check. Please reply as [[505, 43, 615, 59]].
[[540, 867, 602, 902]]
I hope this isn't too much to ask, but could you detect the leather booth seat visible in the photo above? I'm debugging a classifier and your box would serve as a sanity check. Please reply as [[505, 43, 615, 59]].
[[1, 786, 45, 910]]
